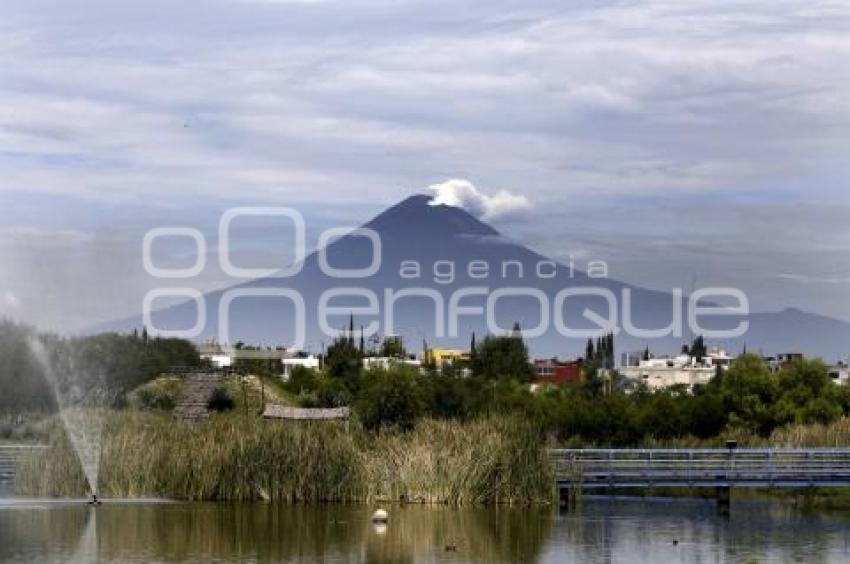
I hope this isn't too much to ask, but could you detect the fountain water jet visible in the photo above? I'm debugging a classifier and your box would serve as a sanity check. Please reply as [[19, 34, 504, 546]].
[[28, 338, 112, 502]]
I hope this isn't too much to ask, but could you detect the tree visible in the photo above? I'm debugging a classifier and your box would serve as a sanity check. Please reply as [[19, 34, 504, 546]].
[[325, 332, 362, 382], [420, 371, 471, 419], [284, 365, 320, 394], [775, 359, 842, 425], [719, 354, 779, 436], [366, 333, 381, 357], [379, 336, 406, 358], [0, 320, 53, 411], [471, 332, 533, 381], [595, 337, 604, 365], [355, 365, 423, 431], [585, 339, 594, 363], [800, 397, 842, 425], [689, 335, 707, 363], [687, 391, 727, 438]]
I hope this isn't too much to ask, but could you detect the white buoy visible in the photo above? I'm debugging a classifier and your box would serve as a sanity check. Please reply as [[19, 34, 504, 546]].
[[371, 509, 388, 523]]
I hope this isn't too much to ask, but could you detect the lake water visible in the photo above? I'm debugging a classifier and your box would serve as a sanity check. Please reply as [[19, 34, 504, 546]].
[[2, 497, 850, 563]]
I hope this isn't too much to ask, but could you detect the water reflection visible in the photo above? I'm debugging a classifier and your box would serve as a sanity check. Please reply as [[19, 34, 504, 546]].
[[1, 498, 849, 563], [72, 508, 97, 563], [545, 497, 850, 563]]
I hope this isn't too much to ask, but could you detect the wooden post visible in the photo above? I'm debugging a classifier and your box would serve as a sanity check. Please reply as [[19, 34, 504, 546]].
[[717, 440, 736, 515], [716, 485, 731, 515], [242, 377, 248, 417]]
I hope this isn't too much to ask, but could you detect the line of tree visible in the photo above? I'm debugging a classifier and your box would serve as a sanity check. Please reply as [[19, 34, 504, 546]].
[[282, 318, 850, 442], [585, 332, 615, 370], [0, 320, 201, 411]]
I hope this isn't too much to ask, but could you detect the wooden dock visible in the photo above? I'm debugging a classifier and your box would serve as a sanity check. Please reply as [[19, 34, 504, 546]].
[[552, 448, 850, 490], [552, 447, 850, 511]]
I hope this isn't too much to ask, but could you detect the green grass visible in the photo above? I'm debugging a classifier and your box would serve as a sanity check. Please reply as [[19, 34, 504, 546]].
[[262, 375, 299, 406], [643, 416, 850, 449], [126, 377, 184, 411]]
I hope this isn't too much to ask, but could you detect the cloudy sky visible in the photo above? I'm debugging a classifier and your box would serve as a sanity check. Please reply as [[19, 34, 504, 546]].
[[1, 0, 849, 332]]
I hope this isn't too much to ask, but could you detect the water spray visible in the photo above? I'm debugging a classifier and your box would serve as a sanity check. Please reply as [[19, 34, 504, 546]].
[[28, 338, 109, 501]]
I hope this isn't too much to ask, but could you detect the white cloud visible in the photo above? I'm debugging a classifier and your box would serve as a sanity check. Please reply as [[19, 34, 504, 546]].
[[1, 0, 849, 327], [1, 291, 20, 314], [774, 273, 850, 284], [428, 178, 532, 220]]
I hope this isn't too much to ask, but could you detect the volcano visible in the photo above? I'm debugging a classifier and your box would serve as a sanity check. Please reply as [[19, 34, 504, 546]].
[[105, 194, 850, 360]]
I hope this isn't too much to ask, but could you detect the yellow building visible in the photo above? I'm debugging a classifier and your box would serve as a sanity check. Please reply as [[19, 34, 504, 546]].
[[423, 348, 470, 367]]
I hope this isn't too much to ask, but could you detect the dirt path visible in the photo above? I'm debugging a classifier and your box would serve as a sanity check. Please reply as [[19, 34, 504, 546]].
[[241, 375, 292, 406]]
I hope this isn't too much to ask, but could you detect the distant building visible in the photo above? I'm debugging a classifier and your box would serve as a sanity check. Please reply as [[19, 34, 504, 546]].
[[620, 346, 733, 390], [762, 353, 804, 373], [621, 351, 644, 368], [199, 339, 232, 369], [829, 361, 850, 384], [531, 359, 583, 390], [205, 354, 233, 369], [363, 356, 421, 371], [423, 348, 469, 367], [200, 339, 291, 370], [705, 346, 735, 369]]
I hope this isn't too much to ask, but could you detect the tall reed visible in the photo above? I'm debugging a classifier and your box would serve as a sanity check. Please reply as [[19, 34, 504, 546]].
[[362, 417, 554, 504], [17, 411, 555, 504]]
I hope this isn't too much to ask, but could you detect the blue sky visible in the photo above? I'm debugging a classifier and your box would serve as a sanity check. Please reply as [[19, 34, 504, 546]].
[[1, 0, 849, 332]]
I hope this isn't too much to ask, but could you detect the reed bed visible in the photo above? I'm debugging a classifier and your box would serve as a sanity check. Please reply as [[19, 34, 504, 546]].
[[362, 418, 554, 504], [16, 412, 554, 504], [766, 417, 850, 448], [646, 417, 850, 449]]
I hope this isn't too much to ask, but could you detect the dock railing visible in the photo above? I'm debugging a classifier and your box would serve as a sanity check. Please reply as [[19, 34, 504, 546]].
[[551, 448, 850, 489]]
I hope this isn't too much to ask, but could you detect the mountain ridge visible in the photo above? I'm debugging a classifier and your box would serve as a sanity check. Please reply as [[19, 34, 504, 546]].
[[98, 195, 850, 360]]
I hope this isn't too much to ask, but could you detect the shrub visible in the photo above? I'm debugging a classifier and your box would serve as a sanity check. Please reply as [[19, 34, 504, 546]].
[[284, 366, 319, 394], [356, 366, 424, 431], [136, 388, 172, 411], [207, 386, 235, 412]]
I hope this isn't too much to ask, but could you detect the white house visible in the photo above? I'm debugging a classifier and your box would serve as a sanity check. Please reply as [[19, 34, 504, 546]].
[[205, 354, 233, 369], [363, 357, 422, 371], [281, 356, 320, 380], [620, 347, 733, 390], [705, 347, 734, 369], [829, 361, 850, 384], [199, 339, 233, 369]]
